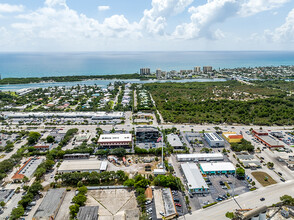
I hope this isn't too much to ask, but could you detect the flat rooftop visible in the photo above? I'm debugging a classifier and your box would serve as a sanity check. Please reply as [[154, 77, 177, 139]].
[[200, 162, 235, 172], [77, 206, 99, 220], [204, 133, 224, 142], [98, 133, 132, 143], [58, 159, 101, 172], [33, 188, 66, 219], [167, 134, 183, 147], [181, 163, 208, 190], [176, 153, 224, 160], [162, 188, 177, 218], [256, 135, 284, 147]]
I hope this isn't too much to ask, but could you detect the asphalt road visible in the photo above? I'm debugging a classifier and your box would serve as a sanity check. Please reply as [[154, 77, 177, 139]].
[[181, 180, 294, 220]]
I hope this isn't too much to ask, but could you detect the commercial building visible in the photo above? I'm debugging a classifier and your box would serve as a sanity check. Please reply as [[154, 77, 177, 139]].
[[204, 133, 225, 147], [181, 163, 209, 194], [140, 68, 151, 75], [33, 188, 66, 220], [57, 159, 102, 173], [12, 157, 44, 182], [135, 126, 159, 143], [199, 162, 235, 175], [167, 134, 183, 149], [153, 169, 167, 176], [97, 133, 132, 148], [34, 144, 53, 151], [176, 153, 224, 162], [252, 129, 268, 136], [153, 188, 177, 220], [236, 154, 261, 168], [77, 206, 99, 220], [222, 132, 243, 143], [63, 153, 90, 160], [255, 134, 284, 148], [0, 189, 14, 203]]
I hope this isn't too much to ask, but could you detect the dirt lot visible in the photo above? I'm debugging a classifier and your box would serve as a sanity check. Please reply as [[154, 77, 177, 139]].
[[107, 155, 160, 177], [86, 188, 139, 220], [252, 171, 277, 187]]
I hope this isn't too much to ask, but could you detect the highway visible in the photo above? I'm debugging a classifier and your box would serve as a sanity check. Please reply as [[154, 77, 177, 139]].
[[181, 180, 294, 220]]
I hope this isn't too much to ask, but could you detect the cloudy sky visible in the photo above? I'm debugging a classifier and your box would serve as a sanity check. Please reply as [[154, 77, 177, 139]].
[[0, 0, 294, 51]]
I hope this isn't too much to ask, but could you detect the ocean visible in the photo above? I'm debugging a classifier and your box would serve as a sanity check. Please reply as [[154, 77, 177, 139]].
[[1, 51, 294, 79]]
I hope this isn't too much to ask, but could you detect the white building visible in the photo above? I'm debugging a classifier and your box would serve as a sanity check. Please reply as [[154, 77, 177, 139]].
[[176, 153, 224, 162], [181, 163, 209, 194], [58, 160, 102, 173], [204, 133, 225, 147], [199, 162, 235, 175], [167, 134, 183, 149], [97, 133, 132, 148]]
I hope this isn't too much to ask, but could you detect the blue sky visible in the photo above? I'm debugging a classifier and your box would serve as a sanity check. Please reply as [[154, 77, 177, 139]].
[[0, 0, 294, 51]]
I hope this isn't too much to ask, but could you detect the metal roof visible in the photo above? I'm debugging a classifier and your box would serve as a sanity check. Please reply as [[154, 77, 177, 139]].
[[33, 188, 66, 219], [77, 206, 99, 220], [204, 132, 224, 142], [181, 163, 208, 190], [176, 153, 224, 161]]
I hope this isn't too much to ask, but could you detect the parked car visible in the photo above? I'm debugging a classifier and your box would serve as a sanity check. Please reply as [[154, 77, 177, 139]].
[[278, 172, 283, 176], [260, 197, 265, 201], [175, 203, 182, 207]]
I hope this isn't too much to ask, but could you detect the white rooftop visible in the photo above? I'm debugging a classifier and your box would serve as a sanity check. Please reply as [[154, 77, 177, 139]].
[[200, 162, 235, 172], [98, 133, 132, 143], [167, 134, 183, 147], [181, 163, 208, 190], [58, 159, 101, 172], [176, 153, 224, 160]]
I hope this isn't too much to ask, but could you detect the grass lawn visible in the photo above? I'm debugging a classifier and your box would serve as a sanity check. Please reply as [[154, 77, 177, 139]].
[[0, 154, 5, 159], [251, 171, 277, 187]]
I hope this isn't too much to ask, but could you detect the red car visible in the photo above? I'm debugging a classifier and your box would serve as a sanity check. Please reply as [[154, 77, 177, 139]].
[[175, 203, 182, 207]]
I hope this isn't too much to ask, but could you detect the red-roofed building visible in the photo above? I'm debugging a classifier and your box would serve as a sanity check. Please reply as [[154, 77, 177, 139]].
[[12, 157, 44, 182], [34, 144, 52, 151], [252, 129, 268, 136]]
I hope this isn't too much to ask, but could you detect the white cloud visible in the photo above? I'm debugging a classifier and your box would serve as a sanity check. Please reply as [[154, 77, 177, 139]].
[[98, 6, 110, 11], [0, 3, 24, 13], [140, 0, 193, 35], [265, 8, 294, 43], [173, 0, 239, 39], [239, 0, 289, 17], [11, 1, 140, 41]]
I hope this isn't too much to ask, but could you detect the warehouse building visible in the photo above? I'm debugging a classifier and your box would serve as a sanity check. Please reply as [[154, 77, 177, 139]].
[[222, 132, 243, 143], [153, 188, 177, 220], [181, 163, 209, 194], [199, 162, 235, 175], [57, 159, 102, 173], [135, 126, 159, 143], [33, 188, 66, 220], [97, 133, 132, 148], [176, 153, 224, 162], [252, 129, 268, 136], [12, 157, 44, 182], [77, 206, 99, 220], [167, 134, 183, 149], [254, 134, 284, 148], [204, 133, 225, 147]]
